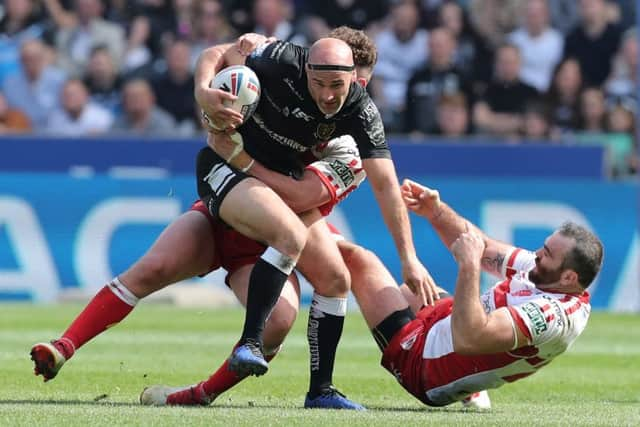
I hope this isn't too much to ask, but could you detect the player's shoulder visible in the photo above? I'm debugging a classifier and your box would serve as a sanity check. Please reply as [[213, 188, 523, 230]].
[[248, 40, 307, 72]]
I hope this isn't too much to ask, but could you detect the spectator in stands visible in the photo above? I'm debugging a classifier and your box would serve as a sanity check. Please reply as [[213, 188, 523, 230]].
[[189, 0, 236, 68], [46, 78, 114, 136], [0, 0, 45, 86], [433, 93, 471, 138], [251, 0, 307, 46], [83, 45, 124, 114], [563, 0, 622, 86], [405, 27, 469, 135], [577, 87, 607, 132], [373, 0, 428, 133], [472, 44, 539, 137], [120, 15, 153, 75], [52, 0, 126, 76], [437, 1, 485, 83], [545, 58, 584, 134], [469, 0, 525, 49], [151, 39, 196, 134], [521, 100, 553, 140], [2, 39, 66, 131], [605, 27, 637, 103], [606, 99, 636, 135], [508, 0, 563, 92], [112, 78, 177, 135], [548, 0, 579, 35], [0, 92, 31, 134], [300, 0, 388, 31]]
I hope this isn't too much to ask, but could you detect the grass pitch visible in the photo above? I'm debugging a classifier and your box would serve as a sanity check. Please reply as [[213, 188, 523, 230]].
[[1, 304, 639, 426]]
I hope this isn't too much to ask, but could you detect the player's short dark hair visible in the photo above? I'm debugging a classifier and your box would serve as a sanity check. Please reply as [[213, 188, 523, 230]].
[[558, 222, 604, 288], [327, 26, 377, 69]]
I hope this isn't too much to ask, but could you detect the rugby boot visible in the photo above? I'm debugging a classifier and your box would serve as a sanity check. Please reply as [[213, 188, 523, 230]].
[[30, 339, 74, 382], [228, 339, 268, 377], [304, 385, 366, 410]]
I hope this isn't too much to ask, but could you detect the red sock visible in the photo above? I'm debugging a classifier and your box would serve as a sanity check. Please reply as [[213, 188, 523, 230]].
[[60, 279, 138, 359], [201, 345, 279, 397]]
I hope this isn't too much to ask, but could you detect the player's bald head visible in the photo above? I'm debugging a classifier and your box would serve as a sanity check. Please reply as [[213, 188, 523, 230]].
[[308, 38, 355, 72]]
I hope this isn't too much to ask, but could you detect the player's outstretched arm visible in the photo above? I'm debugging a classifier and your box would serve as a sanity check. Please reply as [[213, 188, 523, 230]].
[[449, 231, 529, 354], [402, 179, 514, 278], [362, 158, 438, 306]]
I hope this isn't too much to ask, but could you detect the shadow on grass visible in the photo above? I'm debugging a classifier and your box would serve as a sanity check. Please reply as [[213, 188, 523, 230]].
[[0, 399, 497, 413]]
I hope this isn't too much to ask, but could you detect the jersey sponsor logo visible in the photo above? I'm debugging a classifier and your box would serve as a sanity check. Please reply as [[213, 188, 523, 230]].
[[329, 159, 355, 186], [291, 107, 313, 122], [283, 78, 304, 100], [251, 113, 308, 152], [521, 302, 548, 335], [315, 122, 336, 141]]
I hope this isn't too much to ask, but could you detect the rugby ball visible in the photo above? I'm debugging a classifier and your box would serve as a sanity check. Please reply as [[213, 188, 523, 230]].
[[204, 65, 261, 130]]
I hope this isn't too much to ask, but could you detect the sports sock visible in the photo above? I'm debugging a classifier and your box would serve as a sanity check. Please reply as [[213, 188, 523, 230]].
[[60, 277, 139, 359], [239, 247, 295, 345], [307, 293, 347, 396], [202, 344, 280, 397]]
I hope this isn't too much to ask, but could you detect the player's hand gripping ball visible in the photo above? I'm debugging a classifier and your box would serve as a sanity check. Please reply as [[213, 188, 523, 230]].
[[202, 65, 261, 132]]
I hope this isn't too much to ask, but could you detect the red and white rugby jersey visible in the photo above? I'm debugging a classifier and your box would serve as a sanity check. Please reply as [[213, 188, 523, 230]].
[[420, 247, 591, 406]]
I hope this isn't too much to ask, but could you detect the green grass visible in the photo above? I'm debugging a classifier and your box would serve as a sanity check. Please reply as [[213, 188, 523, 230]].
[[1, 304, 639, 426]]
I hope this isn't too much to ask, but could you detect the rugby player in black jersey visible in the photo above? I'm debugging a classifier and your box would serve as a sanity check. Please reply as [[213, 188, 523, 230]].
[[194, 31, 437, 408]]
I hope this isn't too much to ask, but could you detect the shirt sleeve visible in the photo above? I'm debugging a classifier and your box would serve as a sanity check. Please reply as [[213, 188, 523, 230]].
[[508, 297, 565, 346], [245, 41, 306, 79], [501, 247, 536, 279], [349, 98, 390, 160]]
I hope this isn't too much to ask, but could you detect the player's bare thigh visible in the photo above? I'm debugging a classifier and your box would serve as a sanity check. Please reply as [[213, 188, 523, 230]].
[[294, 210, 350, 298], [119, 211, 216, 298], [338, 240, 409, 329], [228, 264, 301, 351], [218, 177, 307, 259]]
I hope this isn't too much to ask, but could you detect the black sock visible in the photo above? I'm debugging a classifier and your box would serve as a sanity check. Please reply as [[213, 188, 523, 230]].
[[239, 258, 288, 346], [307, 306, 344, 396]]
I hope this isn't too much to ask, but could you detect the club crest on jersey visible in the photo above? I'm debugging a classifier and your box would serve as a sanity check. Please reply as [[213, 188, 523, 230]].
[[315, 122, 336, 141]]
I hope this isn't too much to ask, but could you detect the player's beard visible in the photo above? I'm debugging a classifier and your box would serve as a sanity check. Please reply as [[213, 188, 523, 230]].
[[529, 258, 563, 286]]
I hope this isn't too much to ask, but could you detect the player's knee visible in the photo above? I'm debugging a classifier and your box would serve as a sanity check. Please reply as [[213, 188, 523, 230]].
[[130, 253, 176, 293], [271, 222, 308, 259], [313, 262, 351, 296], [263, 305, 297, 349]]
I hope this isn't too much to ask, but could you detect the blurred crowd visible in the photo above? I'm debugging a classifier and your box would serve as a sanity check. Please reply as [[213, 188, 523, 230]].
[[0, 0, 637, 177]]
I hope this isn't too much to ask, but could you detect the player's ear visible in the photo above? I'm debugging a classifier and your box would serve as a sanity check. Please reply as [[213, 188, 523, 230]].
[[561, 269, 578, 286], [356, 77, 368, 88]]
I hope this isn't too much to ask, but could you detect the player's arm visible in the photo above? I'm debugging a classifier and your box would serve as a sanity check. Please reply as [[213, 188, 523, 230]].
[[209, 133, 366, 214], [449, 231, 530, 355], [402, 179, 515, 278], [195, 34, 273, 131]]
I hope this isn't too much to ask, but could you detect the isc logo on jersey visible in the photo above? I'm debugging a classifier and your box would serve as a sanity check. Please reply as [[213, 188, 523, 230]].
[[203, 65, 261, 130]]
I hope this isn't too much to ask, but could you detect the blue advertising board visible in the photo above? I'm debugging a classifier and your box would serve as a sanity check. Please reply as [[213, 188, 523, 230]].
[[0, 173, 636, 310]]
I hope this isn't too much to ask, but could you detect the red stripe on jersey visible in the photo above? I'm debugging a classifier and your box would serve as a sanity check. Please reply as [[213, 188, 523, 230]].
[[493, 279, 511, 308], [505, 248, 521, 276], [526, 356, 546, 366], [564, 300, 583, 316], [545, 314, 555, 322], [540, 304, 551, 312], [502, 372, 534, 383], [508, 306, 532, 341]]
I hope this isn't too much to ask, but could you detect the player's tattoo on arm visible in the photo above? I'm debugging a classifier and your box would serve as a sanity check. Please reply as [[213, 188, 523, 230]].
[[481, 252, 505, 274]]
